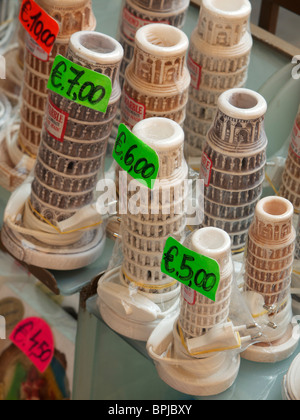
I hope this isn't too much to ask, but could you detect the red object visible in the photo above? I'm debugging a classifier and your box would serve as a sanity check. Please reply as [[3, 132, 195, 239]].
[[19, 0, 60, 56], [200, 152, 213, 187], [9, 317, 55, 373], [45, 96, 69, 143]]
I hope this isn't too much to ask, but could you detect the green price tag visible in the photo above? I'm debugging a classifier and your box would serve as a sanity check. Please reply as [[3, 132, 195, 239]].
[[113, 124, 159, 190], [161, 237, 221, 302], [47, 55, 112, 113]]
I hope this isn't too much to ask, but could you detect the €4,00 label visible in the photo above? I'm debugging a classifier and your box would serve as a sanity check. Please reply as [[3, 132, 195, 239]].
[[161, 237, 221, 302], [9, 317, 54, 373], [113, 123, 159, 190], [19, 0, 60, 56], [47, 55, 112, 113]]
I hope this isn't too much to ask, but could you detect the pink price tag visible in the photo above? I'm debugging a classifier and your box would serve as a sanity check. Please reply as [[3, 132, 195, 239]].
[[9, 317, 54, 373]]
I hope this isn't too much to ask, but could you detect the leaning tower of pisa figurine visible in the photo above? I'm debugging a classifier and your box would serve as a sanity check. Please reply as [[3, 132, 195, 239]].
[[243, 196, 299, 363], [184, 0, 253, 163], [178, 228, 233, 342], [118, 0, 190, 89], [98, 117, 188, 341], [200, 88, 268, 252], [121, 23, 190, 130], [1, 31, 124, 270], [146, 228, 253, 396], [0, 0, 96, 192], [0, 0, 16, 54], [279, 106, 300, 212]]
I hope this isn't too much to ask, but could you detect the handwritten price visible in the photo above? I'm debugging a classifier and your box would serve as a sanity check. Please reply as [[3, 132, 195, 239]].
[[20, 0, 59, 55], [161, 237, 220, 302], [10, 317, 54, 373], [113, 124, 159, 189], [47, 55, 112, 113]]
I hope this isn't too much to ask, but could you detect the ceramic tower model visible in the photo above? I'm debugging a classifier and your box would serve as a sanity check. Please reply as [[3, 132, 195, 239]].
[[279, 107, 300, 212], [291, 212, 300, 315], [110, 0, 190, 144], [243, 196, 300, 363], [199, 88, 268, 252], [118, 0, 190, 89], [1, 31, 124, 271], [178, 228, 234, 342], [184, 0, 253, 162], [121, 23, 190, 130], [0, 0, 96, 192], [147, 228, 251, 397], [98, 117, 188, 341]]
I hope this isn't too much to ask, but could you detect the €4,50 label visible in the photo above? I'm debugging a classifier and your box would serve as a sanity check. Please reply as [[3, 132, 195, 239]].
[[113, 123, 159, 190], [47, 55, 112, 113], [19, 0, 60, 56], [161, 237, 221, 302], [9, 317, 54, 373]]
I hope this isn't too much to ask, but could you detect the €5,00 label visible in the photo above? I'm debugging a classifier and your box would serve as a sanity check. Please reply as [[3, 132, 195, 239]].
[[19, 0, 60, 56], [161, 237, 221, 302], [113, 123, 159, 190], [47, 55, 112, 113], [9, 317, 55, 373]]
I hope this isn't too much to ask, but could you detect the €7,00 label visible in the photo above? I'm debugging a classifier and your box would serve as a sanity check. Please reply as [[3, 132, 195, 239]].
[[113, 123, 159, 190], [161, 237, 221, 302], [9, 317, 54, 373], [19, 0, 60, 56], [47, 55, 112, 113]]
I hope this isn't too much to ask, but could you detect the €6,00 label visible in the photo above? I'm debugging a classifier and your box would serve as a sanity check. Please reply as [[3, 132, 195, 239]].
[[19, 0, 60, 56], [9, 317, 54, 373], [113, 123, 159, 190], [161, 237, 221, 302], [47, 55, 112, 113]]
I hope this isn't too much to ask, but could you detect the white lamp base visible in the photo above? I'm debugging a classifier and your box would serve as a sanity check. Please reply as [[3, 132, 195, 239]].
[[99, 300, 162, 342], [1, 222, 106, 271], [97, 267, 180, 342], [147, 314, 240, 397], [241, 323, 299, 363]]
